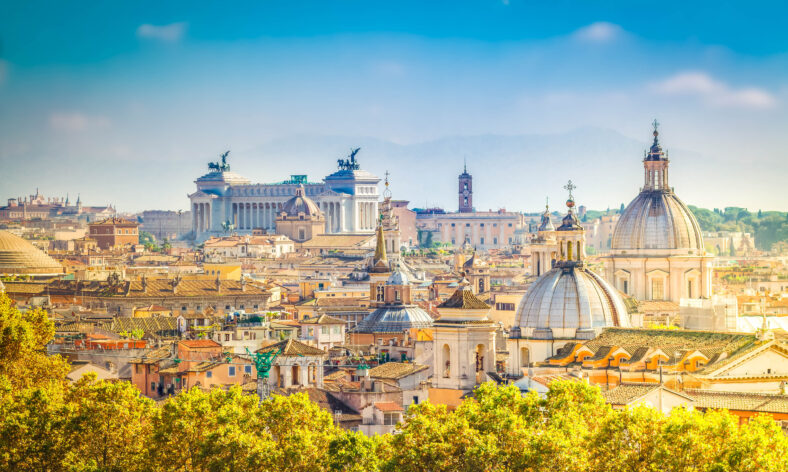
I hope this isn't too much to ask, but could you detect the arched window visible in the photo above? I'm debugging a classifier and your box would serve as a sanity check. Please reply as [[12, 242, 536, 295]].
[[442, 344, 451, 378], [520, 347, 529, 368], [376, 285, 384, 302]]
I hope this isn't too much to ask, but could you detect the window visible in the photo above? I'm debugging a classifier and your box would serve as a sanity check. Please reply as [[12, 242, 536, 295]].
[[480, 223, 484, 227], [465, 223, 470, 227], [321, 326, 328, 335], [493, 237, 498, 245], [412, 396, 419, 405], [451, 223, 455, 227], [395, 290, 401, 301], [623, 280, 629, 294], [181, 306, 187, 311], [480, 238, 484, 245], [383, 413, 400, 425], [245, 365, 252, 375], [651, 279, 665, 300], [225, 305, 231, 310], [206, 371, 213, 378], [228, 366, 236, 376], [298, 229, 306, 240], [508, 223, 512, 227], [151, 382, 156, 391]]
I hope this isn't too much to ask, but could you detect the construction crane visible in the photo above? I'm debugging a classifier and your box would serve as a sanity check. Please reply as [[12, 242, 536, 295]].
[[246, 347, 282, 403]]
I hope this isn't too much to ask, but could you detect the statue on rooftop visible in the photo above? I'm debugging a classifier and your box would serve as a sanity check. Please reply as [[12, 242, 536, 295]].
[[337, 147, 361, 171], [208, 150, 231, 172]]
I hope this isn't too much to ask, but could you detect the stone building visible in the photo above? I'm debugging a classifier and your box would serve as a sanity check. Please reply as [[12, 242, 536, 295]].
[[415, 165, 525, 250], [140, 210, 192, 241], [605, 123, 712, 303], [88, 217, 140, 250], [188, 150, 380, 242], [432, 281, 497, 392]]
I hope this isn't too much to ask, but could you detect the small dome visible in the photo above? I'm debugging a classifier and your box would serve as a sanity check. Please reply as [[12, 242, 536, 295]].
[[386, 269, 409, 286], [611, 192, 703, 251], [0, 230, 63, 275], [353, 305, 434, 333], [281, 185, 322, 218], [514, 265, 629, 340]]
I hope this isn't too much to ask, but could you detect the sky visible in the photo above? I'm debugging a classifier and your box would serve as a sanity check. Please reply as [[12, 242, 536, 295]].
[[1, 0, 787, 213]]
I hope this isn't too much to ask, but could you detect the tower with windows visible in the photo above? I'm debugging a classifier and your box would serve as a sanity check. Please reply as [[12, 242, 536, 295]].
[[458, 163, 473, 213]]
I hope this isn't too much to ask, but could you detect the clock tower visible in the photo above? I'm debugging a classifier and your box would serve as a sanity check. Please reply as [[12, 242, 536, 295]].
[[458, 163, 473, 213]]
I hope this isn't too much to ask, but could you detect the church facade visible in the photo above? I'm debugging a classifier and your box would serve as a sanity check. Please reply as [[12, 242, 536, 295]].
[[188, 150, 380, 242]]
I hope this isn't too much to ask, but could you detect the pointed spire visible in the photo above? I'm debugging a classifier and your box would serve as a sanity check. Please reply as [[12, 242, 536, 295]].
[[373, 223, 388, 267]]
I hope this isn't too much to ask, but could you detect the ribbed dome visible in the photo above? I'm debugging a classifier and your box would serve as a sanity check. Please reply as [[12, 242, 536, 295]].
[[0, 230, 63, 275], [515, 266, 629, 340], [281, 185, 322, 218], [353, 305, 434, 333], [611, 191, 703, 251]]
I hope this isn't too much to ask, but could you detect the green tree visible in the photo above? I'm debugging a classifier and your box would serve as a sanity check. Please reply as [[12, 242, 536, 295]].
[[64, 374, 154, 472], [0, 292, 69, 389]]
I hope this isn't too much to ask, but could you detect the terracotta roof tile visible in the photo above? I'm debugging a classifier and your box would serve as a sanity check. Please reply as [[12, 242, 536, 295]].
[[374, 401, 404, 412], [438, 288, 490, 310], [257, 338, 327, 357], [367, 362, 428, 380]]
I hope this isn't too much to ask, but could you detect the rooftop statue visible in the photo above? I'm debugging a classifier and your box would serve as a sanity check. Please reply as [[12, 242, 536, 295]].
[[337, 147, 361, 171], [208, 150, 231, 172]]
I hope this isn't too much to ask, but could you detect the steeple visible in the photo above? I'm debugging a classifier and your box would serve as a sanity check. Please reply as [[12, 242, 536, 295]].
[[643, 119, 670, 191], [458, 162, 473, 213], [555, 180, 586, 265], [370, 222, 389, 273]]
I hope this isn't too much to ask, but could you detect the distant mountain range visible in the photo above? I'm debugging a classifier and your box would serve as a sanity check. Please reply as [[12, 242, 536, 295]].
[[242, 127, 705, 213]]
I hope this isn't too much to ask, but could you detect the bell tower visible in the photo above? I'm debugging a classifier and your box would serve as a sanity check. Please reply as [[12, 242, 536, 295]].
[[458, 161, 473, 213]]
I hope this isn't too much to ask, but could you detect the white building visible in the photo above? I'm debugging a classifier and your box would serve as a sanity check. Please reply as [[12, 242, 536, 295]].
[[433, 281, 497, 391], [300, 314, 346, 351], [189, 149, 380, 242]]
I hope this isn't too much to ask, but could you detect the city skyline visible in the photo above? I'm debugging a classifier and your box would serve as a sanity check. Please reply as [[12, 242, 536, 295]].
[[1, 1, 787, 212]]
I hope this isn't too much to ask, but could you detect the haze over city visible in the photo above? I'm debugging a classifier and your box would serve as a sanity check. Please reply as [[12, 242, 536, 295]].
[[2, 0, 787, 212]]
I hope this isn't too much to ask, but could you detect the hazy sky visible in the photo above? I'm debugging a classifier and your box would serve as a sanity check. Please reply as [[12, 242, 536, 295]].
[[1, 1, 787, 212]]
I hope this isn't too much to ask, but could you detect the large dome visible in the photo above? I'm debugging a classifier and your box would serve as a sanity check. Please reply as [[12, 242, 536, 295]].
[[0, 230, 63, 276], [611, 191, 703, 251], [515, 265, 629, 340]]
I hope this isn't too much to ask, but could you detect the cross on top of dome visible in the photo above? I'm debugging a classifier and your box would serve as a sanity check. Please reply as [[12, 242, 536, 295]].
[[563, 180, 576, 208]]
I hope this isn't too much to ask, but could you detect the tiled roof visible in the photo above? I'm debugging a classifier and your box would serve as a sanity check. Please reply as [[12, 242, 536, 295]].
[[367, 362, 428, 380], [299, 234, 374, 248], [585, 328, 756, 370], [438, 288, 490, 310], [685, 389, 788, 414], [111, 317, 178, 338], [300, 314, 347, 325], [179, 340, 221, 349], [637, 301, 680, 312], [257, 338, 327, 357], [374, 401, 404, 412], [41, 278, 271, 298], [90, 217, 137, 226], [602, 383, 689, 405]]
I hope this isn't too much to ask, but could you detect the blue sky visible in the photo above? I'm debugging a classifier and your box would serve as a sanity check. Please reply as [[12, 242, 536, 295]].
[[1, 1, 787, 212]]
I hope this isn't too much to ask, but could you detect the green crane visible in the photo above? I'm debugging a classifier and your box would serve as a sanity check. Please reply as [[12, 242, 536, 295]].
[[246, 347, 282, 402]]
